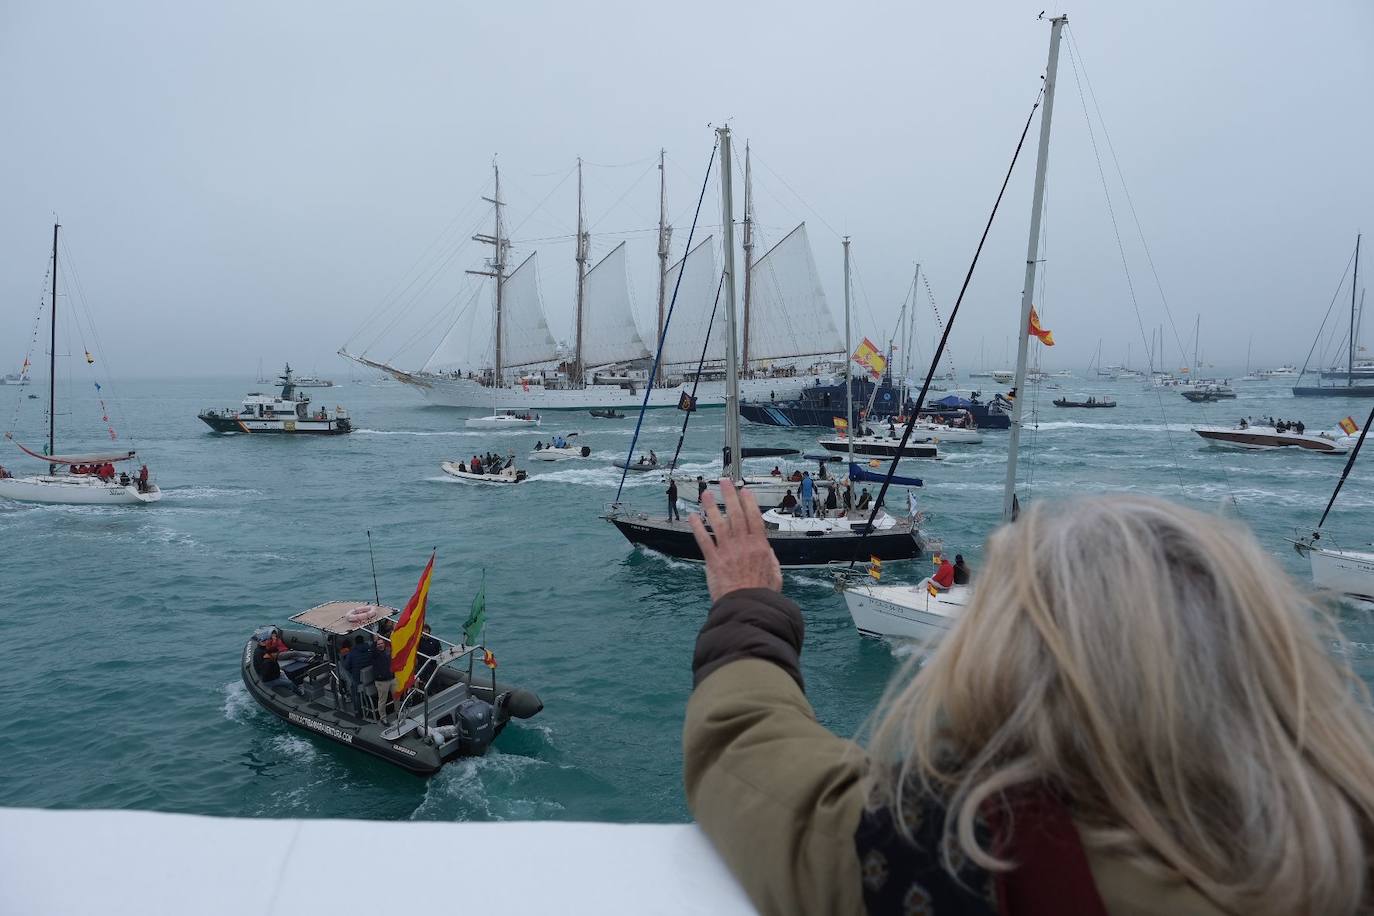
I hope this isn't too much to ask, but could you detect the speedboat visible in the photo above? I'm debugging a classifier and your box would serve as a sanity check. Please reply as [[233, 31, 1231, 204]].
[[613, 456, 660, 472], [907, 420, 982, 444], [1193, 423, 1355, 454], [1181, 384, 1236, 402], [843, 578, 970, 642], [588, 409, 625, 419], [529, 434, 591, 462], [241, 602, 542, 775], [1052, 396, 1116, 408], [440, 458, 527, 484], [464, 410, 541, 430]]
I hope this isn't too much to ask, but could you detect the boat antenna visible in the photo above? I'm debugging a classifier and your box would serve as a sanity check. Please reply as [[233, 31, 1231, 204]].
[[846, 73, 1051, 569], [49, 220, 59, 474], [1314, 400, 1374, 536], [366, 529, 382, 606]]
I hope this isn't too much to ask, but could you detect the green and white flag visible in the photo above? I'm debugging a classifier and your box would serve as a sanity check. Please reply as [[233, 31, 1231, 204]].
[[463, 571, 486, 646]]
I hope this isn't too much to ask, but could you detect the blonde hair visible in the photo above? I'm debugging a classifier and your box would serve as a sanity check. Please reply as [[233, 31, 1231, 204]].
[[867, 494, 1374, 915]]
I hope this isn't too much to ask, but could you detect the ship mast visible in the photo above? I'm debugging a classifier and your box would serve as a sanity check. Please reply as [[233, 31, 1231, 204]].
[[48, 221, 59, 472], [1002, 14, 1066, 522], [741, 142, 754, 373], [467, 162, 508, 386], [844, 237, 854, 475], [655, 149, 672, 386], [1350, 234, 1361, 389], [718, 127, 743, 484], [574, 157, 589, 385]]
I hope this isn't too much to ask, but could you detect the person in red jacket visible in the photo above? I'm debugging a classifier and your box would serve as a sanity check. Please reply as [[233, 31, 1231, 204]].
[[931, 555, 955, 590]]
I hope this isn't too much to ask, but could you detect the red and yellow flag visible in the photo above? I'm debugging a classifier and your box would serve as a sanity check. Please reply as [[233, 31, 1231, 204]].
[[390, 551, 436, 695], [832, 416, 849, 436], [927, 581, 939, 597], [868, 555, 882, 581], [483, 649, 497, 669], [1340, 416, 1359, 435], [852, 338, 887, 380], [1028, 307, 1054, 346]]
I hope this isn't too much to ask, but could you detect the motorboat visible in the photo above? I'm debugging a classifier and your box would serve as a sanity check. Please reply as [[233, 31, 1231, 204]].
[[1052, 396, 1116, 408], [1259, 365, 1300, 379], [199, 365, 351, 434], [529, 434, 591, 462], [588, 409, 625, 419], [844, 578, 970, 642], [817, 432, 938, 459], [292, 375, 334, 388], [1193, 422, 1356, 454], [1180, 384, 1236, 402], [464, 410, 541, 430], [1, 371, 28, 385], [907, 419, 982, 444], [241, 602, 542, 775], [440, 457, 527, 484]]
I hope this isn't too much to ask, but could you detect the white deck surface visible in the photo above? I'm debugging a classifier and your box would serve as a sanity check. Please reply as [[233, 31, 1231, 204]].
[[0, 808, 755, 915]]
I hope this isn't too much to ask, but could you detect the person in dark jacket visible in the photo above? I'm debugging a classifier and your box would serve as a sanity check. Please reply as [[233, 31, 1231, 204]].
[[952, 554, 971, 585], [667, 478, 681, 521], [372, 620, 395, 723], [682, 482, 1374, 916], [341, 633, 374, 713], [252, 640, 295, 691], [417, 624, 441, 687]]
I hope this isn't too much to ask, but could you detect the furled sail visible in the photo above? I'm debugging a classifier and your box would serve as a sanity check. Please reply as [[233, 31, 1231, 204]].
[[747, 223, 843, 362], [500, 252, 560, 369], [659, 236, 724, 366], [582, 242, 650, 366]]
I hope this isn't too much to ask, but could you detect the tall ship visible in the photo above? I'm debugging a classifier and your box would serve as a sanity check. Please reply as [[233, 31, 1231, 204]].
[[198, 364, 352, 434], [342, 150, 844, 410]]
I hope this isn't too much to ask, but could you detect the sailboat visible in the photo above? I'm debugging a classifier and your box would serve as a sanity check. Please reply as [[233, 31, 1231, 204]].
[[606, 127, 925, 567], [1295, 235, 1374, 397], [341, 153, 835, 411], [842, 15, 1067, 640], [0, 223, 161, 506], [1294, 401, 1374, 600]]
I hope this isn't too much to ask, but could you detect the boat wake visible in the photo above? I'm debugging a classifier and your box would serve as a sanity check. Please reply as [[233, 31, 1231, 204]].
[[354, 428, 473, 437], [222, 681, 257, 722], [409, 750, 560, 822], [269, 734, 318, 762]]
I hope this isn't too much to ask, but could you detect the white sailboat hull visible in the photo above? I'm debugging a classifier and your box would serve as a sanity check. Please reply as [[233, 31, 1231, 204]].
[[1309, 545, 1374, 601], [381, 372, 805, 410], [843, 579, 969, 641], [0, 475, 162, 505]]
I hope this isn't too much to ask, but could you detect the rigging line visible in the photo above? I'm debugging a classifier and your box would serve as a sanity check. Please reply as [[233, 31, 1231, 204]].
[[505, 164, 578, 239], [669, 273, 725, 473], [751, 153, 845, 242], [1065, 33, 1188, 495], [343, 183, 491, 350], [587, 160, 660, 231], [1064, 26, 1190, 368], [354, 206, 492, 355], [389, 276, 482, 367], [849, 255, 885, 354], [848, 86, 1046, 570], [1316, 399, 1374, 531], [582, 154, 659, 169], [418, 283, 484, 370], [613, 138, 719, 504], [57, 236, 136, 449], [1296, 245, 1357, 376]]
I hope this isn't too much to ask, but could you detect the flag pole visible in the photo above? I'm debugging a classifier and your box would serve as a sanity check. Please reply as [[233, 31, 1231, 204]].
[[366, 530, 381, 606]]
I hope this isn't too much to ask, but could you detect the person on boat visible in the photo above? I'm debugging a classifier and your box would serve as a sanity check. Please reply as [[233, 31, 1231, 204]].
[[930, 555, 956, 591], [471, 455, 483, 475], [0, 465, 8, 479], [457, 461, 467, 473], [119, 471, 130, 487], [799, 472, 815, 518], [953, 554, 971, 585], [682, 486, 1374, 916], [824, 483, 838, 516], [1239, 418, 1249, 429], [818, 461, 829, 481], [770, 466, 782, 477], [667, 478, 681, 522], [855, 487, 872, 511], [789, 469, 803, 482], [335, 639, 355, 711], [372, 620, 395, 723], [417, 624, 441, 688], [697, 476, 707, 501], [649, 450, 658, 465], [137, 464, 149, 492], [342, 633, 374, 714], [1296, 420, 1305, 434], [535, 441, 543, 451], [252, 636, 297, 693], [780, 489, 798, 513]]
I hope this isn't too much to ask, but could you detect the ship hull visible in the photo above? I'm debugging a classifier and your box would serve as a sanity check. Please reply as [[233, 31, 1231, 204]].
[[381, 371, 807, 410], [0, 475, 161, 505], [198, 413, 352, 434], [1293, 385, 1374, 398], [1192, 426, 1350, 453], [607, 513, 924, 567]]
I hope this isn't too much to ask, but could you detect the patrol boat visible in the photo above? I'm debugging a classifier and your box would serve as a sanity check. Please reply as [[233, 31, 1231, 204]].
[[198, 365, 352, 434], [241, 601, 543, 775]]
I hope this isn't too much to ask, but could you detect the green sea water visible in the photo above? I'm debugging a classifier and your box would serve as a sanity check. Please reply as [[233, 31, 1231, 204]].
[[1, 374, 1371, 822]]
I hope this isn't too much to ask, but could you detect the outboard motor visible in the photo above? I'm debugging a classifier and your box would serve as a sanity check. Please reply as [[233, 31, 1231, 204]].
[[579, 446, 591, 457], [455, 697, 496, 755]]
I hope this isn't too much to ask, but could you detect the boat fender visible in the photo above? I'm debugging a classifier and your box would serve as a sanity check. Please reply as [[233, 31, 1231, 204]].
[[424, 724, 461, 746], [580, 446, 591, 457], [504, 688, 544, 720]]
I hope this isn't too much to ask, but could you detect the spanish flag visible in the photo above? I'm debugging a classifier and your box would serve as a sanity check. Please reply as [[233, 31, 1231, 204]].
[[852, 338, 887, 380], [1340, 416, 1359, 435], [927, 581, 939, 597], [868, 555, 882, 580], [390, 551, 436, 695], [1028, 307, 1054, 346], [483, 649, 497, 669], [833, 416, 849, 436]]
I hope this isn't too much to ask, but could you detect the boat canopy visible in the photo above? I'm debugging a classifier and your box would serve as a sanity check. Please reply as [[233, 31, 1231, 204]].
[[289, 601, 400, 635], [9, 438, 136, 465], [930, 394, 976, 409], [849, 461, 922, 487]]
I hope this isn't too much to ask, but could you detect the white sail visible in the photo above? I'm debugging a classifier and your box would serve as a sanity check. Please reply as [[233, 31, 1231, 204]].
[[501, 252, 560, 369], [747, 223, 842, 362], [659, 236, 723, 366], [582, 242, 650, 366]]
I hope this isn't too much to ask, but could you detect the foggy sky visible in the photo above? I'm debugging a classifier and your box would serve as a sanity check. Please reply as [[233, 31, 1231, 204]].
[[1, 0, 1371, 380]]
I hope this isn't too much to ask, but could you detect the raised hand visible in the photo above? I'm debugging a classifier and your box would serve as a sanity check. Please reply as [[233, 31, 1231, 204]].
[[688, 479, 782, 601]]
